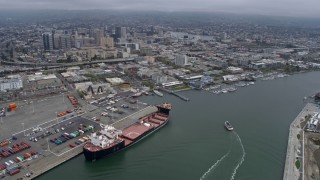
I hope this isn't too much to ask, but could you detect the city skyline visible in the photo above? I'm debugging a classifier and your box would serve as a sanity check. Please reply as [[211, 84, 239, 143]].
[[0, 0, 320, 17]]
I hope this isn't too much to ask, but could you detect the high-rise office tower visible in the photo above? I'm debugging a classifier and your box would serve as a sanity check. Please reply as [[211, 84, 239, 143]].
[[53, 33, 61, 49], [95, 29, 104, 45], [115, 26, 127, 39], [60, 35, 71, 49], [121, 27, 127, 39], [115, 26, 121, 39], [42, 32, 54, 51]]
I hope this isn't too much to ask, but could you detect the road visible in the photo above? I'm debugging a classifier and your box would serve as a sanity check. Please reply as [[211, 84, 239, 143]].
[[0, 57, 136, 67]]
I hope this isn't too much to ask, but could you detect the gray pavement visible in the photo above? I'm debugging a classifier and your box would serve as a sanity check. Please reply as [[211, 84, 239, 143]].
[[82, 97, 149, 126], [0, 116, 99, 180], [283, 103, 318, 180], [0, 94, 75, 140], [0, 89, 158, 179], [112, 106, 157, 130]]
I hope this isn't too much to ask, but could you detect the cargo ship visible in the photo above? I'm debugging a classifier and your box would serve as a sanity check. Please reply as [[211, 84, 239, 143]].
[[224, 121, 234, 131], [83, 103, 172, 161]]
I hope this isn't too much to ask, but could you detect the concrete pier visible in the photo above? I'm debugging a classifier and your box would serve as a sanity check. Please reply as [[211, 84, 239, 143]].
[[29, 145, 83, 179], [283, 103, 318, 180], [19, 106, 157, 180], [159, 88, 190, 101], [111, 106, 157, 130]]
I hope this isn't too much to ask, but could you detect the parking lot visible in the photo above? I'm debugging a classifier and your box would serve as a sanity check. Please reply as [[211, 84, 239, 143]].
[[83, 95, 149, 126], [0, 116, 100, 179], [0, 94, 80, 140]]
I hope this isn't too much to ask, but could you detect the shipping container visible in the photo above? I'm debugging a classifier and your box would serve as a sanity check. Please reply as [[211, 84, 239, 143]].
[[59, 137, 66, 143], [21, 142, 31, 148], [0, 169, 6, 176], [14, 158, 20, 163], [16, 156, 24, 162], [31, 150, 38, 155], [5, 147, 14, 154], [23, 153, 31, 159], [69, 144, 75, 148], [6, 164, 18, 172], [54, 140, 62, 145], [8, 103, 16, 108], [0, 140, 10, 147], [8, 168, 20, 176]]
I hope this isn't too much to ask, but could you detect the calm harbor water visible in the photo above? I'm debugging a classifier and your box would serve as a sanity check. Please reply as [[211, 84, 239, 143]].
[[38, 71, 320, 180]]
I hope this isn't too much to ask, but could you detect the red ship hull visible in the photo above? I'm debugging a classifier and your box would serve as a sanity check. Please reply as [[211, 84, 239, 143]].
[[83, 104, 171, 161]]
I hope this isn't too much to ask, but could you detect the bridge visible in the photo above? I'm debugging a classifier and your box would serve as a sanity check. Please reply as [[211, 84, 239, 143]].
[[0, 58, 136, 67]]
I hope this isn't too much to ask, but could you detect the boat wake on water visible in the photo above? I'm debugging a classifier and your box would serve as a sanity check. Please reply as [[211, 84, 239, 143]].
[[230, 131, 246, 180], [199, 134, 233, 180]]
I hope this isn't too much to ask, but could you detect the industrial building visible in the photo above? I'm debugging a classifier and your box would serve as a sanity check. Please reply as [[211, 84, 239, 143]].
[[152, 73, 168, 84], [106, 77, 125, 86], [0, 77, 23, 92], [27, 73, 62, 90]]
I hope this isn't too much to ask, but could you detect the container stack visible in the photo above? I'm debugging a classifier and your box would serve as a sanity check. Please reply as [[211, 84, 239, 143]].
[[67, 95, 79, 108], [8, 103, 17, 111]]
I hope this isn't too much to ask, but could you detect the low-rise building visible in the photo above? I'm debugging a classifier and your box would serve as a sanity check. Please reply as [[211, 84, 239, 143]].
[[27, 73, 62, 90], [222, 75, 240, 83], [175, 54, 189, 66], [106, 77, 125, 85], [0, 77, 23, 92], [249, 62, 266, 69], [144, 56, 155, 64], [227, 66, 244, 74], [75, 82, 111, 95], [152, 73, 167, 84], [140, 46, 153, 56], [67, 66, 81, 72]]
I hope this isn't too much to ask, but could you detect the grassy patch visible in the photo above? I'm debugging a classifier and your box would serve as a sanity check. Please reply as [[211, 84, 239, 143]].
[[172, 84, 190, 91], [142, 81, 154, 89], [83, 73, 105, 82], [295, 159, 301, 169]]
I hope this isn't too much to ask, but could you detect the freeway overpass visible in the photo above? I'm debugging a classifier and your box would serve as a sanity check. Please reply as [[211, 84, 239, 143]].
[[0, 58, 137, 67]]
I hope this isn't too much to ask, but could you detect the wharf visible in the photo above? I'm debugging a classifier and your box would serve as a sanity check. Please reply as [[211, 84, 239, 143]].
[[112, 106, 158, 130], [0, 116, 100, 180], [283, 103, 318, 180], [15, 106, 157, 180], [28, 145, 83, 179], [159, 88, 190, 101]]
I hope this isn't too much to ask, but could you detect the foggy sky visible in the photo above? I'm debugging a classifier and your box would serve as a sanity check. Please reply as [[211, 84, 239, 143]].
[[1, 0, 320, 17]]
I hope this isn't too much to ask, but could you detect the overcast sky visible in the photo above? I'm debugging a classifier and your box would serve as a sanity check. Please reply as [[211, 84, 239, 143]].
[[1, 0, 320, 17]]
